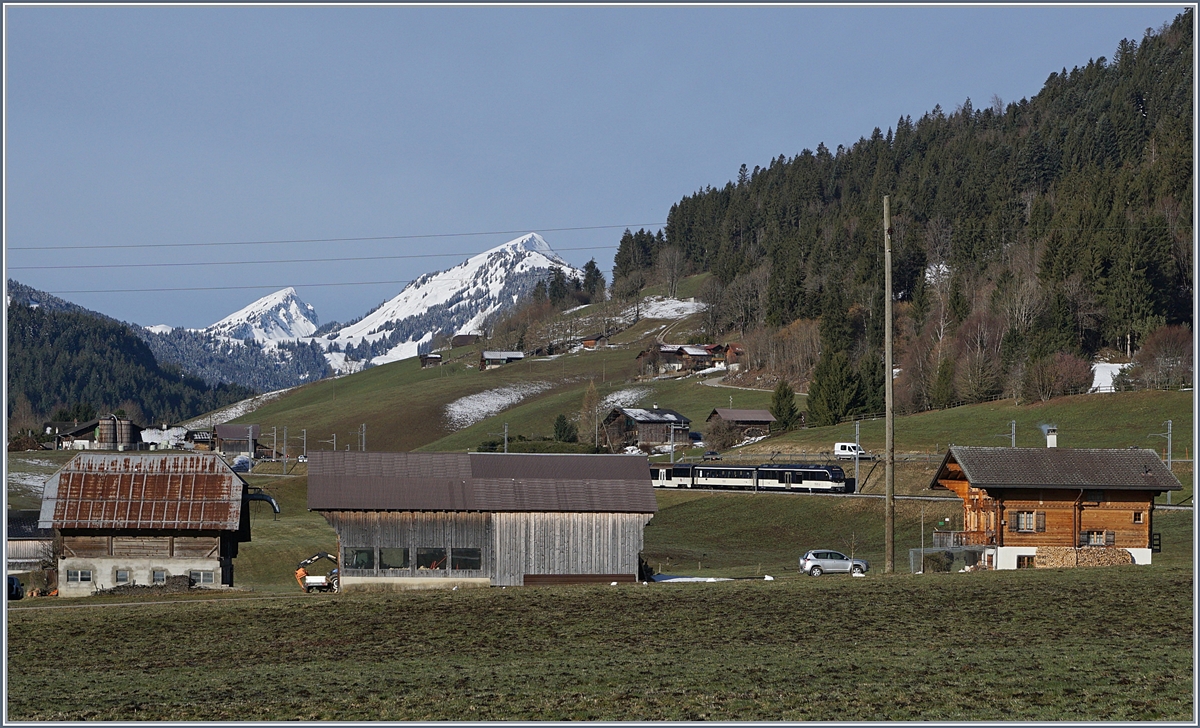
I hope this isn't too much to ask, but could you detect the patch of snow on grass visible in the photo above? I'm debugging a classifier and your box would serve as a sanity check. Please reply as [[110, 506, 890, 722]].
[[182, 387, 298, 429], [1091, 362, 1131, 392], [732, 435, 770, 448], [638, 296, 706, 319], [7, 471, 51, 498], [444, 381, 553, 430], [602, 387, 651, 410]]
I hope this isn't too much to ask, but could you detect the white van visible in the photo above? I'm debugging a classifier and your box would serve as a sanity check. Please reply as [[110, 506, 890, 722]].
[[834, 442, 871, 460]]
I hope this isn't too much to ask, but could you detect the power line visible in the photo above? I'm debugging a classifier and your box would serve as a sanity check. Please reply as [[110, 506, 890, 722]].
[[11, 245, 619, 271], [45, 279, 423, 294], [9, 223, 667, 252]]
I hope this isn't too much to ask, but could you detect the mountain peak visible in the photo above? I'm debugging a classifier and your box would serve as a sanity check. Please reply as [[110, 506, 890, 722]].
[[207, 287, 319, 341]]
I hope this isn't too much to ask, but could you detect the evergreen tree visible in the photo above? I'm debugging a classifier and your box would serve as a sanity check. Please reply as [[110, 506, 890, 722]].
[[769, 380, 799, 431], [806, 351, 861, 427], [581, 259, 606, 298], [553, 414, 578, 443]]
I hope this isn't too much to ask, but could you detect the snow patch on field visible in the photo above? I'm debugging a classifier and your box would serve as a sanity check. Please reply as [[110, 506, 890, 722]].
[[182, 387, 298, 429], [444, 382, 553, 430], [636, 296, 706, 320], [7, 471, 51, 498], [1091, 362, 1131, 392], [602, 387, 652, 410]]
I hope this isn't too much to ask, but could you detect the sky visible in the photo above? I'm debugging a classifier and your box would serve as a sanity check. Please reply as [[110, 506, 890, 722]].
[[4, 4, 1185, 329]]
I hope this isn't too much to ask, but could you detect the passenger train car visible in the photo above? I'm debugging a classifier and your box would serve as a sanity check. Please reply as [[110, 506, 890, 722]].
[[649, 462, 855, 493]]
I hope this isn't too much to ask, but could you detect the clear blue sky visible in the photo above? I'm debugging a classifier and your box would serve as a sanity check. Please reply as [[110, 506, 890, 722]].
[[4, 4, 1183, 329]]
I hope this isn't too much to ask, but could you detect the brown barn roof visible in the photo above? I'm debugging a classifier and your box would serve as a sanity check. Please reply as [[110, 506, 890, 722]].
[[706, 408, 777, 424], [308, 451, 657, 513], [38, 453, 246, 531], [931, 446, 1181, 492], [215, 424, 260, 439]]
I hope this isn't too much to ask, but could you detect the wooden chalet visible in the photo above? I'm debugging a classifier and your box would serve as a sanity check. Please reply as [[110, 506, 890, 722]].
[[307, 451, 657, 589], [419, 353, 443, 368], [706, 408, 777, 437], [480, 350, 525, 371], [602, 406, 691, 450], [38, 452, 278, 596], [214, 424, 259, 456], [582, 333, 609, 349], [930, 446, 1180, 569]]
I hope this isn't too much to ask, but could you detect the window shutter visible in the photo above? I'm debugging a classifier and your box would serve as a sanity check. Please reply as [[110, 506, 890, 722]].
[[1078, 531, 1087, 547], [1007, 515, 1017, 532], [1105, 530, 1115, 546], [1036, 511, 1046, 533]]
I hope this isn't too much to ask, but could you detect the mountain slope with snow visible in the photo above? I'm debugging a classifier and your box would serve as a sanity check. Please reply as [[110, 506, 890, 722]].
[[319, 233, 583, 369], [206, 287, 320, 341]]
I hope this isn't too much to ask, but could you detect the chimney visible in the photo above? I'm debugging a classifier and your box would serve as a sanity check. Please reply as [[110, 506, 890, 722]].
[[652, 403, 659, 409], [1046, 426, 1057, 448]]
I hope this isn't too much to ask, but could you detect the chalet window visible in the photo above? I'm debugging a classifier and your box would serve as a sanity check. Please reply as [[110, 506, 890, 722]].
[[66, 569, 92, 583], [115, 570, 131, 584], [1133, 511, 1144, 524], [152, 570, 166, 584], [1082, 531, 1114, 547], [343, 548, 375, 571], [1016, 555, 1035, 569], [451, 548, 482, 571], [416, 548, 447, 571], [1013, 512, 1046, 533], [189, 571, 215, 585], [380, 548, 409, 570]]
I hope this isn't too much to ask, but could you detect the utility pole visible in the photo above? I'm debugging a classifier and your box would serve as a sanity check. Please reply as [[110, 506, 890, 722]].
[[854, 420, 861, 491], [1011, 420, 1016, 448], [504, 423, 508, 454], [332, 433, 336, 451], [884, 194, 895, 574], [360, 423, 366, 452], [301, 429, 307, 458], [283, 426, 288, 473], [1151, 420, 1173, 504], [670, 425, 675, 465], [271, 427, 277, 461]]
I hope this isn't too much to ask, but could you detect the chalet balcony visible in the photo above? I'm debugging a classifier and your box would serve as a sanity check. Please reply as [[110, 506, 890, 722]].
[[932, 530, 995, 547]]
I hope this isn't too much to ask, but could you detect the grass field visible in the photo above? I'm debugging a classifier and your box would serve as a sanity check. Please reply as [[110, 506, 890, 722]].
[[7, 562, 1192, 721]]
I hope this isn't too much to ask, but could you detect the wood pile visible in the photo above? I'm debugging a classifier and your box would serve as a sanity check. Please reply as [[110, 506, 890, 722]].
[[1035, 547, 1133, 569]]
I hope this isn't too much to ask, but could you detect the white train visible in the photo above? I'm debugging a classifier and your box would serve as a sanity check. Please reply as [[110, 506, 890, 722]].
[[650, 463, 854, 493]]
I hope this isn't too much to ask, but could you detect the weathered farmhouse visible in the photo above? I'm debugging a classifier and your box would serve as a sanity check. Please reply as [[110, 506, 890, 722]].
[[214, 424, 259, 456], [307, 451, 656, 589], [930, 446, 1180, 569], [602, 406, 691, 450], [52, 416, 143, 451], [480, 351, 525, 370], [7, 510, 54, 574], [581, 333, 608, 349], [706, 408, 778, 437], [419, 353, 443, 368], [38, 452, 277, 596]]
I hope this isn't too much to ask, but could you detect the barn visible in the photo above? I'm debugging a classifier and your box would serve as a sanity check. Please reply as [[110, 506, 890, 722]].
[[602, 406, 691, 450], [706, 408, 778, 437], [929, 446, 1181, 570], [38, 452, 278, 596], [307, 451, 656, 589]]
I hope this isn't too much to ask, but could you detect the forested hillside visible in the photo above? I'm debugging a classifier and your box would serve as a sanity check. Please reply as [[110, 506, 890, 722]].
[[7, 303, 255, 428], [614, 12, 1193, 423]]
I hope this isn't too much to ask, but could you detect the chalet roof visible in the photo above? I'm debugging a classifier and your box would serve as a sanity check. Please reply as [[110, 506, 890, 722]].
[[7, 510, 54, 540], [307, 451, 657, 513], [931, 446, 1182, 492], [707, 408, 777, 424], [420, 352, 442, 359], [214, 424, 260, 440], [680, 346, 711, 357], [481, 351, 525, 360], [55, 419, 100, 438], [38, 453, 247, 531], [612, 407, 690, 425]]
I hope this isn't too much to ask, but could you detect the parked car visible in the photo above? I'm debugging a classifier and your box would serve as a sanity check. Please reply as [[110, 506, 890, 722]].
[[799, 550, 869, 576], [688, 432, 703, 444], [8, 575, 24, 601], [702, 450, 722, 461], [834, 442, 873, 460], [230, 455, 252, 472], [297, 455, 308, 463]]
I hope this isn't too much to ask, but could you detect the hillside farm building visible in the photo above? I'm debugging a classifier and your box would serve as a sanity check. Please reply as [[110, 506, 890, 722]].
[[7, 510, 54, 574], [602, 406, 691, 450], [308, 451, 656, 589], [38, 452, 278, 596], [419, 353, 443, 368], [452, 333, 481, 348], [214, 424, 260, 456], [929, 446, 1180, 570], [706, 408, 778, 437], [51, 416, 143, 451], [479, 351, 525, 371]]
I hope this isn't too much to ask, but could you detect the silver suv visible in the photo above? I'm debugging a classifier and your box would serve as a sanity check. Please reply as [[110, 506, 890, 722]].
[[800, 550, 868, 576]]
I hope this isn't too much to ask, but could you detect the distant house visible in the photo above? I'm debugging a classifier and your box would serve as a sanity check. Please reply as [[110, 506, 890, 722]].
[[419, 353, 443, 368], [929, 445, 1181, 570], [38, 452, 278, 595], [706, 408, 777, 437], [602, 405, 691, 450], [189, 430, 214, 451], [636, 344, 722, 375], [723, 343, 745, 371], [480, 351, 525, 371], [51, 415, 143, 451], [452, 334, 482, 348], [582, 333, 608, 349], [7, 510, 54, 574], [307, 451, 656, 589], [214, 424, 259, 456]]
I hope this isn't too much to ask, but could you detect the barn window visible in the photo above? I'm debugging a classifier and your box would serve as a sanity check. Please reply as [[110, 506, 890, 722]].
[[343, 548, 375, 570], [1133, 511, 1144, 524], [380, 548, 409, 570], [152, 570, 166, 584], [115, 570, 130, 584], [66, 570, 92, 583], [416, 548, 447, 570], [451, 548, 482, 570], [189, 571, 215, 585]]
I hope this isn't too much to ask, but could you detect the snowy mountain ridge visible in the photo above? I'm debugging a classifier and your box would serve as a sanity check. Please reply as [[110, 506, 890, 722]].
[[205, 287, 320, 341]]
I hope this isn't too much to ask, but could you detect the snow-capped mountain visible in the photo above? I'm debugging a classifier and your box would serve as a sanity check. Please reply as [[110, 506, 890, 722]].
[[318, 233, 583, 369], [206, 287, 320, 341]]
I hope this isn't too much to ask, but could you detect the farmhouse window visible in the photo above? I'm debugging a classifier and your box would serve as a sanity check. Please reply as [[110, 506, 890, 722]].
[[416, 548, 447, 571], [152, 570, 166, 584], [1013, 512, 1046, 533], [1133, 511, 1144, 524], [343, 548, 375, 571], [380, 548, 409, 570], [115, 570, 130, 584], [1082, 531, 1113, 547], [1016, 555, 1035, 569], [66, 569, 92, 583], [451, 548, 482, 571], [189, 571, 215, 585]]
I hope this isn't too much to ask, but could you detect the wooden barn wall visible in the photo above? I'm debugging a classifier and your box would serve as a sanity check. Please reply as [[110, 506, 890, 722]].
[[492, 512, 652, 587], [324, 511, 491, 579]]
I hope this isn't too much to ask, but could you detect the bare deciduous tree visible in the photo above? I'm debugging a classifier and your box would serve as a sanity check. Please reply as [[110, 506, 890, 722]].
[[656, 246, 687, 299]]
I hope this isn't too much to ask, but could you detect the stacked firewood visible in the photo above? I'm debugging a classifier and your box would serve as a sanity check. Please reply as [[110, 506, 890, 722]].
[[1035, 547, 1133, 568], [1076, 547, 1134, 567], [1034, 547, 1078, 568]]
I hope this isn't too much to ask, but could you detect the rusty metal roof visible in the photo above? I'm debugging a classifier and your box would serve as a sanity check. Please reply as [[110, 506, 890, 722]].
[[308, 451, 656, 513], [932, 447, 1181, 492], [38, 453, 246, 531]]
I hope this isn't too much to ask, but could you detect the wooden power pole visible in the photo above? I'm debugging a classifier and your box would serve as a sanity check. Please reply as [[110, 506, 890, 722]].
[[884, 195, 895, 573]]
